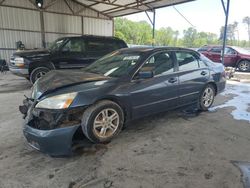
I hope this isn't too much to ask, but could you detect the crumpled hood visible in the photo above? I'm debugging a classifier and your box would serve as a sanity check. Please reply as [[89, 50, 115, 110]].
[[13, 49, 50, 59], [33, 70, 110, 99]]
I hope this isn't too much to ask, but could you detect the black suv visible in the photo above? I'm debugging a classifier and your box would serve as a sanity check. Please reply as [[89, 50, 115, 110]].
[[9, 35, 127, 83]]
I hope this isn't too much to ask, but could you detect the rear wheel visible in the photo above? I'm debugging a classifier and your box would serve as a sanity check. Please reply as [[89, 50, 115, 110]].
[[238, 60, 250, 72], [30, 67, 50, 84], [198, 84, 215, 111], [81, 100, 124, 143]]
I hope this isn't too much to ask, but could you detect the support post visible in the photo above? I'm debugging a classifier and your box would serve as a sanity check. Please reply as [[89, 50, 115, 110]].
[[40, 10, 46, 48], [221, 0, 230, 65], [145, 9, 156, 46], [152, 9, 156, 46]]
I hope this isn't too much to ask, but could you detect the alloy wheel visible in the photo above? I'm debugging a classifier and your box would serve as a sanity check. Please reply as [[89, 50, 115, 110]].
[[93, 108, 119, 138], [202, 87, 214, 108], [239, 61, 249, 71], [35, 71, 47, 80]]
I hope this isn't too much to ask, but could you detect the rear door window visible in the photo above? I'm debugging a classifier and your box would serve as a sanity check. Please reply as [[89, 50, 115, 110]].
[[176, 51, 199, 71], [210, 47, 222, 54], [141, 52, 175, 76], [86, 40, 105, 52]]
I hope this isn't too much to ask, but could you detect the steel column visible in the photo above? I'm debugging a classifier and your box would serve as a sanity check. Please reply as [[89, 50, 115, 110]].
[[221, 0, 230, 65], [152, 9, 156, 46], [145, 9, 156, 46], [40, 10, 46, 48]]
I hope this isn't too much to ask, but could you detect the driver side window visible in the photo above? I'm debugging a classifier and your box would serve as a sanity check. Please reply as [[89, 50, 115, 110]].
[[62, 38, 84, 52], [140, 52, 174, 76]]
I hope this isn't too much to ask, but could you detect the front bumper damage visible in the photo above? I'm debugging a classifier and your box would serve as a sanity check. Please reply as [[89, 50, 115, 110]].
[[23, 124, 80, 156], [20, 98, 85, 156]]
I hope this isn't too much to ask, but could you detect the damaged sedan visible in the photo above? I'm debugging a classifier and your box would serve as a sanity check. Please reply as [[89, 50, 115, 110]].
[[20, 47, 226, 156]]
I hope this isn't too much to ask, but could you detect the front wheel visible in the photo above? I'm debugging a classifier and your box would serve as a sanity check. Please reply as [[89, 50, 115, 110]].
[[30, 67, 50, 84], [198, 84, 215, 111], [238, 60, 250, 72], [81, 100, 124, 143]]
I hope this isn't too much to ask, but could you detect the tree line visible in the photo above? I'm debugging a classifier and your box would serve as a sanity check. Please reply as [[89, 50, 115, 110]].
[[114, 17, 250, 48]]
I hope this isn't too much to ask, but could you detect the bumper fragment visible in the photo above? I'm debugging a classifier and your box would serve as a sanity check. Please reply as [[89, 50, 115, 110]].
[[23, 124, 80, 156], [9, 67, 29, 77]]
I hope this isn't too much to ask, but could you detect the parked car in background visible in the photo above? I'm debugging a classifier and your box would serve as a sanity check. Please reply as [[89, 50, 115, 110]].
[[9, 35, 127, 83], [198, 45, 250, 72], [19, 47, 226, 156]]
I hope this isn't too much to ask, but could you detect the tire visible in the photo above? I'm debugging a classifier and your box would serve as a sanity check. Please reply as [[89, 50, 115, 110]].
[[238, 60, 250, 72], [30, 67, 50, 84], [198, 84, 215, 111], [81, 100, 124, 143]]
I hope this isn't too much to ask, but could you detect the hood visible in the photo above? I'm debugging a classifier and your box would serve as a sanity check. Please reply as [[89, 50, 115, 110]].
[[33, 70, 110, 99], [13, 49, 50, 59]]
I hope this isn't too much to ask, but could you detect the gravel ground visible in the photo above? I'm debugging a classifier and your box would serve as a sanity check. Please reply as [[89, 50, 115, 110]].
[[0, 72, 250, 188]]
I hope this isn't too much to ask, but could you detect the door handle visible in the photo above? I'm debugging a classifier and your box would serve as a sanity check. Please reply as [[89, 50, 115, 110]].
[[168, 77, 177, 83], [201, 71, 207, 76]]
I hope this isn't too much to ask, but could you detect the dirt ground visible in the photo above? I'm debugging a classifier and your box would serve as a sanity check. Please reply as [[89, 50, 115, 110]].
[[0, 72, 250, 188]]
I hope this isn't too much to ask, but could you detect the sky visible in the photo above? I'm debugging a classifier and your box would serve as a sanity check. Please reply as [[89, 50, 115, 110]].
[[124, 0, 250, 40]]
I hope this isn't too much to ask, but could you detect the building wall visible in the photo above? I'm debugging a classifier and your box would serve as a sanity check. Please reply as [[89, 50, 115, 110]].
[[0, 0, 113, 62]]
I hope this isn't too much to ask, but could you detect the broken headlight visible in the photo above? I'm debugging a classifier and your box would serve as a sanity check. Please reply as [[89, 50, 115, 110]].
[[35, 92, 77, 109]]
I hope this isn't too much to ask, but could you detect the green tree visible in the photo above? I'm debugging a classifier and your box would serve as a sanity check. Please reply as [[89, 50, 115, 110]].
[[183, 27, 198, 47], [114, 18, 152, 45], [155, 27, 179, 46]]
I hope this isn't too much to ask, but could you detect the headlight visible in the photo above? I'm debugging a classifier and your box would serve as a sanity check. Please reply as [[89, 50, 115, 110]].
[[14, 57, 24, 67], [35, 92, 77, 109]]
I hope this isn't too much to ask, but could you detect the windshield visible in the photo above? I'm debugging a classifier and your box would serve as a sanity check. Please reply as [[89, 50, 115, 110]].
[[84, 51, 141, 77], [48, 38, 66, 52], [232, 46, 250, 54]]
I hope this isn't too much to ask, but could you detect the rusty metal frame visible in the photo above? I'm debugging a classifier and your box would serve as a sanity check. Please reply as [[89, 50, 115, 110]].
[[103, 0, 195, 17], [82, 0, 195, 17]]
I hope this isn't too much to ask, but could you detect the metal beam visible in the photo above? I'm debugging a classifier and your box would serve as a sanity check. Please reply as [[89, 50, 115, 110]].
[[43, 0, 59, 10], [72, 0, 111, 18], [40, 10, 46, 48], [83, 0, 146, 13], [64, 0, 74, 14], [145, 10, 156, 46], [0, 0, 6, 5], [102, 0, 152, 14], [28, 0, 38, 9], [221, 0, 230, 65], [104, 0, 193, 17]]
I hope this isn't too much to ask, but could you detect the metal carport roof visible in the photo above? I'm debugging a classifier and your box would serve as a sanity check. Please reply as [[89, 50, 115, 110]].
[[73, 0, 195, 18]]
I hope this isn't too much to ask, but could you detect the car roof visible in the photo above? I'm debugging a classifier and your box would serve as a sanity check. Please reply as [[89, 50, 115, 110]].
[[200, 45, 236, 49], [118, 47, 199, 54], [62, 35, 124, 41]]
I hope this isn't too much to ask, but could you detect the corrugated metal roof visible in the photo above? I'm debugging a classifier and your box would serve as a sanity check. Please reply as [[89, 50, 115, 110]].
[[73, 0, 195, 17]]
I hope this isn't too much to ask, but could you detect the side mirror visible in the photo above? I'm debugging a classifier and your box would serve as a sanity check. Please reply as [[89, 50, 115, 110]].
[[136, 70, 154, 79]]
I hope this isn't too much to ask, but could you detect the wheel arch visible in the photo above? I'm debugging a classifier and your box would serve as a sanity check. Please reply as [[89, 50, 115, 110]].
[[206, 81, 218, 95], [236, 59, 250, 68], [28, 61, 55, 75], [94, 96, 131, 123]]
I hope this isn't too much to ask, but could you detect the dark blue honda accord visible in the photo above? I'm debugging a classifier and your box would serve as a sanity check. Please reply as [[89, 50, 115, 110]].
[[20, 47, 226, 156]]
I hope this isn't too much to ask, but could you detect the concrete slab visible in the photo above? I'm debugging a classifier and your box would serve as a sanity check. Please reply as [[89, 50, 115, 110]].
[[0, 72, 250, 188]]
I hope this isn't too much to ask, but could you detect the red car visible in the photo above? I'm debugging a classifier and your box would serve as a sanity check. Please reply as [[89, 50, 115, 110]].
[[198, 45, 250, 72]]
